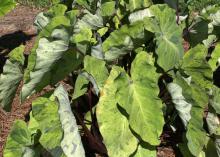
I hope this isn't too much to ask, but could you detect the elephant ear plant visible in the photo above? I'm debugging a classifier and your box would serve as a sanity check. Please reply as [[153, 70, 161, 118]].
[[1, 0, 220, 156]]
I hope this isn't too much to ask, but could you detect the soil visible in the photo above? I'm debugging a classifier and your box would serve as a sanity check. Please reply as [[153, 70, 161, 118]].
[[0, 5, 180, 157]]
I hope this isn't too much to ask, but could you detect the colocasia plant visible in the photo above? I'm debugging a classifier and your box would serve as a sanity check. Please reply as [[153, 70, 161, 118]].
[[1, 0, 220, 157]]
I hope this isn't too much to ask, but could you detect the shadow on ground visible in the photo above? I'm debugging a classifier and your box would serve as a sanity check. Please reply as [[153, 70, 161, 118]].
[[0, 31, 36, 73], [0, 30, 36, 52]]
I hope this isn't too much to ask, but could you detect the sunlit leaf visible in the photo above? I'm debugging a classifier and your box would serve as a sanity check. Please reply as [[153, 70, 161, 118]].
[[115, 52, 164, 145], [97, 66, 138, 157]]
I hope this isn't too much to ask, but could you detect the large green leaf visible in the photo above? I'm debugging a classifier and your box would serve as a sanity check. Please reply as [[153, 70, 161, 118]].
[[115, 52, 164, 145], [0, 0, 16, 17], [96, 66, 138, 157], [129, 5, 184, 71], [24, 15, 71, 83], [21, 27, 82, 101], [103, 4, 183, 67], [182, 44, 213, 89], [149, 4, 184, 71], [0, 46, 25, 111], [3, 120, 39, 157], [209, 43, 220, 71], [54, 85, 85, 157], [173, 74, 209, 157]]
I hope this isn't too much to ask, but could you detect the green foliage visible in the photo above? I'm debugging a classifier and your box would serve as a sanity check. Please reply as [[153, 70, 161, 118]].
[[0, 0, 16, 17], [97, 66, 138, 157], [209, 44, 220, 71], [187, 0, 220, 11], [3, 120, 39, 157], [114, 52, 164, 145], [2, 0, 220, 157], [4, 85, 85, 157]]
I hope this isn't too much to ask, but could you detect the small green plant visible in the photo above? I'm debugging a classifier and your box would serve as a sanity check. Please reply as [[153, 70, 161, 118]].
[[1, 0, 220, 157]]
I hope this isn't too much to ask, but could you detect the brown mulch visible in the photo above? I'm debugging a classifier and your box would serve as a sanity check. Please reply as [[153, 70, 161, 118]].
[[157, 147, 176, 157]]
